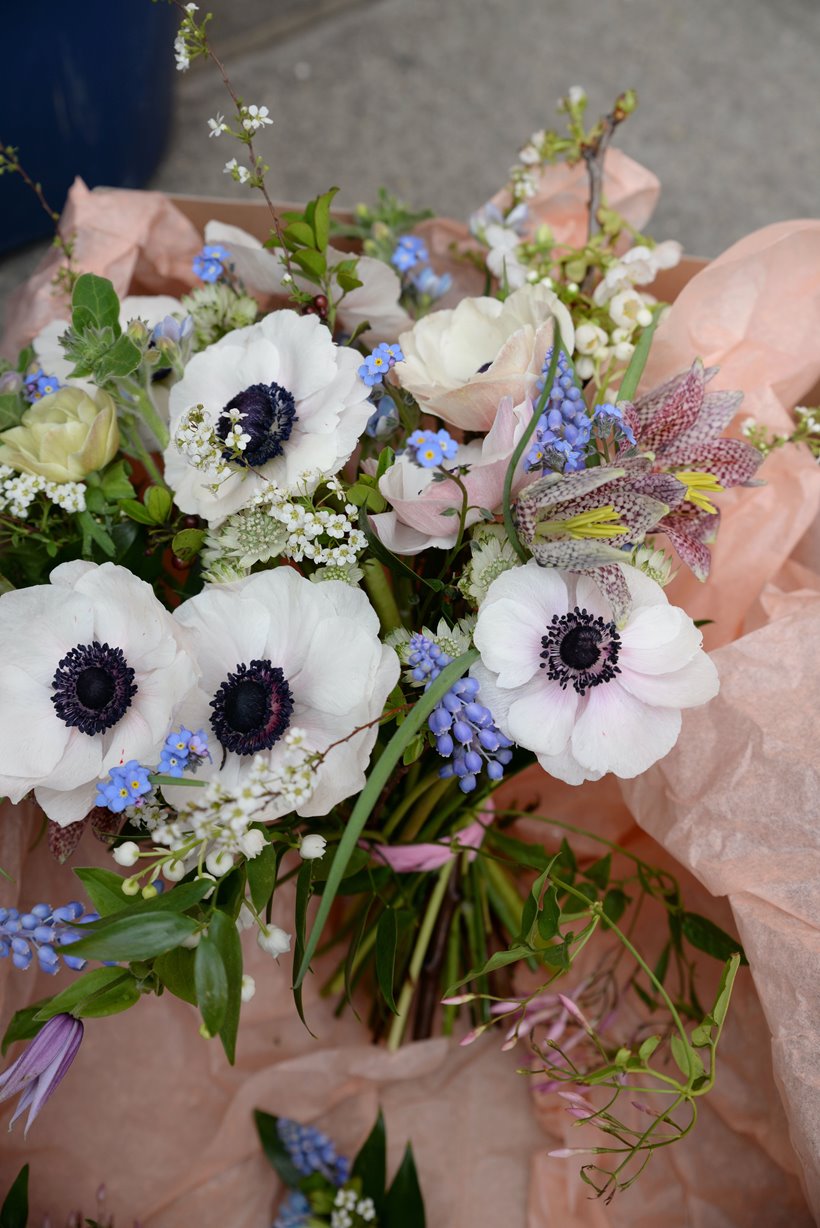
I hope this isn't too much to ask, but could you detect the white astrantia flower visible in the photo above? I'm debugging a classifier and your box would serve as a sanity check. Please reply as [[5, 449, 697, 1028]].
[[0, 562, 198, 826], [172, 568, 399, 817], [394, 283, 575, 431], [163, 310, 371, 523], [471, 561, 718, 785]]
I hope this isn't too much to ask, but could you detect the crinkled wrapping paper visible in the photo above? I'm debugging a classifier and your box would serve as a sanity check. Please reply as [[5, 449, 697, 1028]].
[[1, 175, 820, 1225]]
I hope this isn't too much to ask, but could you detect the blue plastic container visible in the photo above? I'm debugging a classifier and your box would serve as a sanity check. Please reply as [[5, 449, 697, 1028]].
[[1, 1, 177, 253]]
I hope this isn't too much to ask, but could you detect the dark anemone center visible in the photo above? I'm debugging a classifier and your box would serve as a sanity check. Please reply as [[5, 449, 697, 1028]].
[[216, 381, 297, 468], [559, 624, 602, 671], [540, 607, 622, 696], [51, 642, 137, 736], [75, 666, 116, 711], [475, 361, 493, 374], [210, 659, 294, 756]]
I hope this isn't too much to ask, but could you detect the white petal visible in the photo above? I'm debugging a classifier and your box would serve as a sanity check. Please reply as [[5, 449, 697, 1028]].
[[473, 597, 547, 688], [505, 679, 578, 757], [618, 650, 719, 709], [0, 665, 69, 779], [619, 605, 703, 676], [35, 779, 98, 827], [535, 743, 604, 786], [570, 683, 682, 778]]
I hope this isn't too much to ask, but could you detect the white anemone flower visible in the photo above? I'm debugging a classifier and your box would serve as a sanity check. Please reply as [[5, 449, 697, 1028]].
[[471, 561, 718, 785], [0, 562, 198, 826], [172, 568, 399, 817], [394, 283, 574, 431], [163, 309, 371, 523]]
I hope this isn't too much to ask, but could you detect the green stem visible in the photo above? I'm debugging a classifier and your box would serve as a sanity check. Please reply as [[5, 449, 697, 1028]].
[[121, 424, 164, 485], [401, 776, 455, 842], [380, 770, 444, 840], [122, 379, 170, 451], [502, 333, 563, 561], [361, 558, 403, 633], [387, 859, 455, 1051], [616, 306, 662, 402]]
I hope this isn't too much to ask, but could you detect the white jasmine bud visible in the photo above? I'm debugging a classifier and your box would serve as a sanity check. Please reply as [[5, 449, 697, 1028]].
[[112, 841, 140, 867], [257, 925, 292, 958], [240, 829, 266, 859], [241, 974, 256, 1002], [299, 833, 327, 860], [205, 849, 235, 877], [163, 857, 187, 882]]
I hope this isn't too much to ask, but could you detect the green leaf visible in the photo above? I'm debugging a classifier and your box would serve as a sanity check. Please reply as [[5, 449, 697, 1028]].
[[670, 1033, 705, 1082], [376, 447, 396, 479], [143, 484, 172, 524], [254, 1110, 303, 1186], [77, 510, 116, 557], [72, 273, 121, 333], [283, 220, 316, 249], [477, 945, 534, 976], [0, 393, 24, 431], [63, 912, 199, 962], [33, 967, 137, 1022], [92, 334, 141, 383], [1, 1006, 45, 1055], [120, 499, 157, 525], [537, 885, 560, 941], [246, 839, 278, 912], [99, 459, 135, 501], [540, 941, 571, 970], [0, 1164, 28, 1228], [375, 909, 400, 1013], [617, 306, 662, 402], [154, 946, 198, 1005], [585, 853, 611, 889], [95, 877, 214, 921], [352, 1111, 387, 1212], [209, 909, 243, 1064], [310, 845, 369, 885], [384, 1143, 426, 1228], [711, 952, 742, 1030], [485, 829, 550, 871], [602, 888, 629, 925], [638, 1034, 662, 1062], [313, 187, 339, 251], [73, 866, 131, 915], [195, 932, 228, 1036], [292, 248, 327, 280], [503, 337, 562, 561], [681, 912, 746, 964], [292, 861, 314, 1030], [171, 527, 206, 562], [294, 651, 478, 989]]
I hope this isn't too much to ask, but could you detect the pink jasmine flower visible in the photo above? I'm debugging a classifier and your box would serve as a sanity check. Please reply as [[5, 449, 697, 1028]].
[[471, 561, 718, 784], [0, 1015, 83, 1133]]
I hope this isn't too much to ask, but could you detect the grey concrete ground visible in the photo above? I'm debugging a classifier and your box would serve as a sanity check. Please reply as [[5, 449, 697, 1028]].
[[3, 0, 820, 319]]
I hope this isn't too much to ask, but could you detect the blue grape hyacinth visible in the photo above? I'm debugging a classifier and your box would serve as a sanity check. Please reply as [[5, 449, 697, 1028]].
[[525, 348, 592, 474], [0, 901, 100, 974], [428, 676, 513, 793], [276, 1117, 350, 1185]]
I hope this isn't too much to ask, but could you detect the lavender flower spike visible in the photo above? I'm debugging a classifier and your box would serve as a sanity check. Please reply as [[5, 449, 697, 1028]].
[[0, 1014, 83, 1133]]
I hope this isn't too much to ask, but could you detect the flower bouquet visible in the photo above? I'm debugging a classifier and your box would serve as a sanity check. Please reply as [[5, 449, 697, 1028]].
[[1, 4, 820, 1223]]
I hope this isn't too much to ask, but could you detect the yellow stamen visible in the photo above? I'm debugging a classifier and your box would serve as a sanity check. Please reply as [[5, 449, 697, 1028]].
[[675, 470, 723, 515], [535, 503, 627, 540]]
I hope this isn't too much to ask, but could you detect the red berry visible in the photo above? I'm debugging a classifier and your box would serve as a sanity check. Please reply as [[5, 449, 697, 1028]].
[[171, 556, 187, 571], [312, 294, 329, 313], [183, 515, 199, 528]]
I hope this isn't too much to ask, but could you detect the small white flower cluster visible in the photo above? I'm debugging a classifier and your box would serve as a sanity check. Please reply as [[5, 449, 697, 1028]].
[[224, 158, 251, 185], [0, 465, 86, 517], [143, 729, 317, 878], [240, 104, 273, 133], [203, 475, 368, 580], [173, 403, 240, 493], [173, 3, 200, 72], [331, 1188, 376, 1227], [573, 242, 681, 380]]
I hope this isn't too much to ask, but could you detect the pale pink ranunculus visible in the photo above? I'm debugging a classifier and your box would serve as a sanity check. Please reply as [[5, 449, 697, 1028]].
[[489, 148, 660, 249], [371, 396, 535, 555], [395, 283, 574, 432]]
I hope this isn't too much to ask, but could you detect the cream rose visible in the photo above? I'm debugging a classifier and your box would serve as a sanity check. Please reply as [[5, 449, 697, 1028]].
[[0, 387, 119, 482]]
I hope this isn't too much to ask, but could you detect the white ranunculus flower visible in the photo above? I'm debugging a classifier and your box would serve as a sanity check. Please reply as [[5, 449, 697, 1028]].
[[204, 220, 413, 342], [164, 310, 371, 523], [394, 283, 574, 431], [173, 568, 400, 817], [0, 562, 198, 826], [471, 561, 718, 785]]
